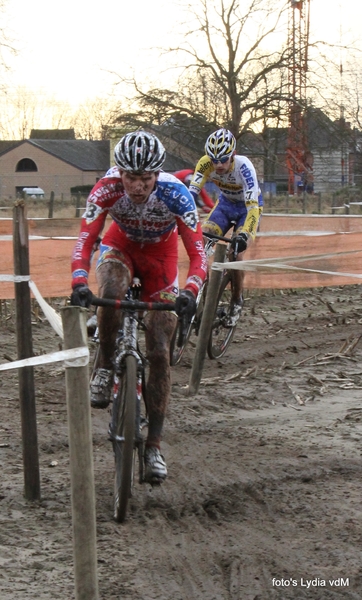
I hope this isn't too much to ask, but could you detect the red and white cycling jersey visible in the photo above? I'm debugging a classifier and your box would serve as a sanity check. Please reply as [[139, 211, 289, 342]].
[[71, 168, 207, 296]]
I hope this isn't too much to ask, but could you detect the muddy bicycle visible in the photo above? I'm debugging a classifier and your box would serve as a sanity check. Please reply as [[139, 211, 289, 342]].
[[170, 228, 240, 364], [90, 280, 175, 523]]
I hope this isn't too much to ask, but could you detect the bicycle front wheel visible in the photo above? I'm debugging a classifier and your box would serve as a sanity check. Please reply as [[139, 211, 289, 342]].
[[112, 354, 137, 523], [207, 274, 238, 360], [169, 316, 194, 366], [169, 282, 206, 366]]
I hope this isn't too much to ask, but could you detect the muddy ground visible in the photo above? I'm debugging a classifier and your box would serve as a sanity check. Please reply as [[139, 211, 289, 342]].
[[1, 285, 362, 599]]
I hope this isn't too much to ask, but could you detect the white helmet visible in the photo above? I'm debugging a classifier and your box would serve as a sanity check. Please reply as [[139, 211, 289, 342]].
[[114, 131, 166, 173], [205, 128, 236, 160]]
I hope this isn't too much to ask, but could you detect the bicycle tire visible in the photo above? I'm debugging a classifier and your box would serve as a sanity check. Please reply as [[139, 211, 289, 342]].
[[90, 342, 100, 383], [169, 283, 206, 366], [207, 273, 238, 360], [169, 316, 194, 366], [112, 354, 137, 523]]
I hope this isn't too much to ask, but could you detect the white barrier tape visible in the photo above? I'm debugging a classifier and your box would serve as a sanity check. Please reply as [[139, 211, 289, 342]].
[[256, 231, 355, 237], [261, 213, 362, 218], [267, 264, 362, 279], [63, 348, 90, 367], [213, 250, 361, 269], [266, 249, 361, 265], [0, 275, 64, 338], [28, 280, 64, 339], [0, 274, 31, 282], [212, 259, 362, 279], [212, 249, 362, 270], [0, 346, 89, 371]]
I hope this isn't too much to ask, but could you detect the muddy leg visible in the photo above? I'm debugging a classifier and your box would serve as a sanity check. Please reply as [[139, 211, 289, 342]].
[[96, 262, 131, 369], [144, 311, 177, 448]]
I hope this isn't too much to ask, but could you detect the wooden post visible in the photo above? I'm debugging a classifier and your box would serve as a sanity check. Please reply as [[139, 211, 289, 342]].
[[13, 200, 41, 501], [332, 193, 336, 214], [188, 243, 226, 395], [61, 306, 99, 600], [317, 192, 322, 214], [48, 191, 55, 218], [75, 192, 82, 218]]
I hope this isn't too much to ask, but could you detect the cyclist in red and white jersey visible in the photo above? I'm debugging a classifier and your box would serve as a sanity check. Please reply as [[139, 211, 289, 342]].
[[70, 130, 207, 484], [188, 128, 263, 326]]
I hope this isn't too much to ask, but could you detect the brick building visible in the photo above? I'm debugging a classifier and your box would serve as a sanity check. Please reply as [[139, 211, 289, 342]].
[[0, 130, 110, 200], [0, 128, 194, 200]]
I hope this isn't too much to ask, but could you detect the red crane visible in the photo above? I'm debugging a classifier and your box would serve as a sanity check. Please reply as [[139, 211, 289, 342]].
[[286, 0, 313, 194]]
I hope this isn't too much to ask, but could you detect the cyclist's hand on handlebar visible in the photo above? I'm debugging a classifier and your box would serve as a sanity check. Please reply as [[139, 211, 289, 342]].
[[230, 232, 248, 255], [175, 289, 196, 319], [70, 284, 93, 308]]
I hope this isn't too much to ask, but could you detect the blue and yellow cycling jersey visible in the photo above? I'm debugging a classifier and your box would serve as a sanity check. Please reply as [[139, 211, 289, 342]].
[[189, 155, 262, 239]]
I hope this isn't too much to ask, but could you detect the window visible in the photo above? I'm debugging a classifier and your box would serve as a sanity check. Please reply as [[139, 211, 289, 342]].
[[16, 158, 38, 172]]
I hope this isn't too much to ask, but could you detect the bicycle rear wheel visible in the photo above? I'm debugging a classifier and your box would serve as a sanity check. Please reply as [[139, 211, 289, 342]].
[[207, 273, 238, 359], [112, 354, 137, 523]]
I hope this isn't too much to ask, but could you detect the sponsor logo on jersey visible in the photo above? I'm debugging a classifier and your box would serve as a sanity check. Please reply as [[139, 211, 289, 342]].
[[160, 290, 178, 302], [72, 232, 89, 260], [198, 159, 213, 174], [245, 213, 258, 234], [241, 163, 256, 189], [210, 179, 241, 192]]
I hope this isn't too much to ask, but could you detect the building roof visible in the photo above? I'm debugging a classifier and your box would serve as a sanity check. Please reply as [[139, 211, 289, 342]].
[[30, 140, 110, 170], [0, 139, 111, 171], [0, 135, 191, 172], [163, 151, 193, 171], [0, 141, 23, 155], [265, 107, 357, 154], [30, 128, 76, 140]]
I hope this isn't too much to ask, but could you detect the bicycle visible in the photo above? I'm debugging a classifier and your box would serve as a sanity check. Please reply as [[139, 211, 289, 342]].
[[170, 226, 240, 364], [90, 279, 175, 523]]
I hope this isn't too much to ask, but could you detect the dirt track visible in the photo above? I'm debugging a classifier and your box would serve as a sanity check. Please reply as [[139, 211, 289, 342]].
[[1, 283, 362, 598]]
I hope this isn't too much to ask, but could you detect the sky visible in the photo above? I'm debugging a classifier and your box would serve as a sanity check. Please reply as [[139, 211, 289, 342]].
[[3, 0, 362, 108], [4, 0, 186, 106]]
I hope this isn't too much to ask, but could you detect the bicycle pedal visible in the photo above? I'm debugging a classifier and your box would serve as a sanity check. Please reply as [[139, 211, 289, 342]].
[[140, 416, 149, 430], [145, 477, 164, 487]]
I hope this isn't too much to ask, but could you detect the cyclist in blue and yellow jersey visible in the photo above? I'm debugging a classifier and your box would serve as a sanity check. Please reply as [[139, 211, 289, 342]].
[[188, 128, 263, 326], [173, 168, 214, 214], [70, 130, 207, 484]]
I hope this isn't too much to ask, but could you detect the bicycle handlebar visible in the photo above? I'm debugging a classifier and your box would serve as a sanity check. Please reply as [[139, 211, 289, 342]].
[[203, 232, 233, 244], [91, 295, 175, 312]]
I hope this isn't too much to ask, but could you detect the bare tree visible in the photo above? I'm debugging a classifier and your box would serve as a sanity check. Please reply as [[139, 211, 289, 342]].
[[114, 0, 290, 139], [72, 96, 121, 140], [0, 0, 17, 75], [0, 88, 122, 140], [0, 88, 75, 139]]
